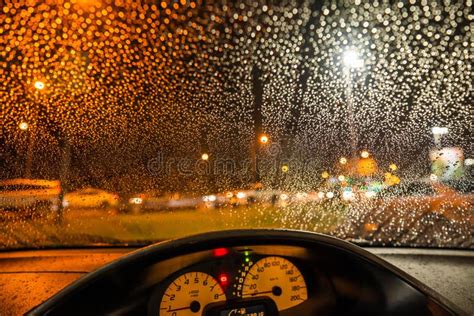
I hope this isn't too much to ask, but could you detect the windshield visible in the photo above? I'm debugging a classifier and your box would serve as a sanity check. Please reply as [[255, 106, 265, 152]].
[[1, 0, 472, 249]]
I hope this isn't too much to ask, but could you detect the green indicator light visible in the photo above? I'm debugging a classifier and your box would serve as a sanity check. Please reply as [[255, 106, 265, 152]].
[[245, 257, 250, 263], [244, 251, 249, 256]]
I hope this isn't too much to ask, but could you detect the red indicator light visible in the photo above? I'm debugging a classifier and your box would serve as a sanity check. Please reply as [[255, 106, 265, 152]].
[[219, 273, 229, 286], [212, 248, 229, 257]]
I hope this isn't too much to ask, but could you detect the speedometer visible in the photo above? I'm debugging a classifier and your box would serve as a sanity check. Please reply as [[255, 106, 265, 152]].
[[159, 272, 226, 316], [242, 256, 307, 311]]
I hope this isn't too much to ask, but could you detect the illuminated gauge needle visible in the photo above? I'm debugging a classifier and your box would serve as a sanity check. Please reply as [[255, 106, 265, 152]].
[[167, 306, 190, 312], [167, 301, 201, 313], [243, 286, 282, 297]]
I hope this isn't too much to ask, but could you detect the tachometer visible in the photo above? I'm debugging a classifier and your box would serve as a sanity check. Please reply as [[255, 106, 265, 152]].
[[159, 272, 226, 316], [241, 256, 307, 311]]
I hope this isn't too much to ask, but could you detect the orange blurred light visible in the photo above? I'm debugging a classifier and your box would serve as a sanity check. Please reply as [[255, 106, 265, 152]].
[[356, 157, 378, 177], [34, 81, 45, 90], [259, 134, 269, 144], [364, 223, 378, 233], [19, 122, 29, 130]]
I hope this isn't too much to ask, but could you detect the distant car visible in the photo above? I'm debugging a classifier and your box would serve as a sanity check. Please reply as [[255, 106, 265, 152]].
[[203, 190, 285, 209], [167, 192, 203, 209], [259, 190, 285, 206], [126, 191, 203, 213], [202, 192, 231, 208], [0, 178, 62, 218], [124, 190, 170, 213], [315, 188, 340, 202], [226, 189, 272, 206], [274, 191, 311, 206], [62, 188, 119, 210]]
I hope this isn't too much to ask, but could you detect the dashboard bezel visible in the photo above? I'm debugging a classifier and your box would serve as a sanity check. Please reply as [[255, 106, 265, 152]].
[[27, 229, 464, 316]]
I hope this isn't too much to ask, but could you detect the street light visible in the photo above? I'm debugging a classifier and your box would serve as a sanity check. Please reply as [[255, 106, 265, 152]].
[[339, 157, 347, 165], [259, 134, 269, 144], [389, 163, 397, 171], [201, 153, 209, 161], [342, 49, 363, 68], [361, 150, 370, 158], [19, 122, 29, 131], [34, 80, 45, 90], [321, 171, 329, 179], [338, 175, 345, 182]]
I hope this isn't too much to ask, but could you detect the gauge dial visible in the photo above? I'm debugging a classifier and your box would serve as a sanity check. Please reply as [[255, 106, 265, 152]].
[[242, 256, 307, 311], [159, 272, 226, 316]]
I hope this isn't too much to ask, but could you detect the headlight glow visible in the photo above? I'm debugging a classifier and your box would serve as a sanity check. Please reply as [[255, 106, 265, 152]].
[[129, 197, 143, 204], [236, 192, 246, 199]]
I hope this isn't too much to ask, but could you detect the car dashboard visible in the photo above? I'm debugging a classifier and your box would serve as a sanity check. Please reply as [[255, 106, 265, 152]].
[[124, 244, 454, 316], [147, 245, 328, 316], [17, 229, 465, 316]]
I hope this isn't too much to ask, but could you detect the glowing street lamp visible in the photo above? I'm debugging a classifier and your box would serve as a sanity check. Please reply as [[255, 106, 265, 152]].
[[259, 134, 269, 144], [34, 80, 45, 90], [19, 122, 29, 131], [281, 164, 289, 173], [338, 175, 346, 182], [339, 157, 347, 165], [321, 171, 329, 179], [342, 49, 363, 68], [361, 150, 370, 158], [389, 163, 398, 171], [201, 153, 209, 161]]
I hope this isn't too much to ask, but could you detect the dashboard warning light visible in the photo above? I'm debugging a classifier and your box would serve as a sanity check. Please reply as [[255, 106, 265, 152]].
[[219, 273, 229, 286], [213, 248, 229, 257]]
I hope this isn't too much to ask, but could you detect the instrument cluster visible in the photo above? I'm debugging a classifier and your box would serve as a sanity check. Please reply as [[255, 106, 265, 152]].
[[149, 248, 313, 316]]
